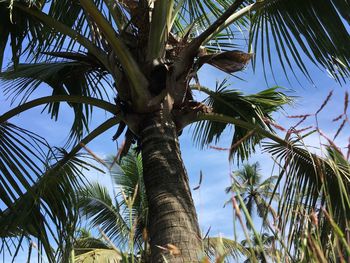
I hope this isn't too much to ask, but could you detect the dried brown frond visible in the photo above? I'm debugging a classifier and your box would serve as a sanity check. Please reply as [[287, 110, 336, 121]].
[[196, 50, 253, 74]]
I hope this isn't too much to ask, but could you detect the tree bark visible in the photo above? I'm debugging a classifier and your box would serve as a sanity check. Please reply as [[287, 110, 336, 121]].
[[140, 111, 202, 262]]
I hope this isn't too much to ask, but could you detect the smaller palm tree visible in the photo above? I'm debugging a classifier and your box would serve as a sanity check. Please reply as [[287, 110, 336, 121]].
[[226, 162, 278, 229]]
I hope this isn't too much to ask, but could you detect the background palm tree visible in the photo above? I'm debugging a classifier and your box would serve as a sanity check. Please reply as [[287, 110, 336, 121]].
[[226, 162, 278, 229], [0, 0, 349, 262]]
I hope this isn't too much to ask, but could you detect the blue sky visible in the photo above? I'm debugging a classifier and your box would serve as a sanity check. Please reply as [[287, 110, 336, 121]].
[[1, 23, 350, 263]]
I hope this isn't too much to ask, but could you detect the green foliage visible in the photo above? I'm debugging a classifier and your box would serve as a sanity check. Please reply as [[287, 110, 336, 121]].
[[193, 81, 292, 162], [0, 122, 102, 262], [249, 0, 350, 81], [77, 149, 248, 262], [263, 140, 350, 261], [0, 58, 110, 144], [77, 150, 146, 253]]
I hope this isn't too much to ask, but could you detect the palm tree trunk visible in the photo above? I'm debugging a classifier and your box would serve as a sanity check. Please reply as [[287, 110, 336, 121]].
[[140, 112, 202, 262]]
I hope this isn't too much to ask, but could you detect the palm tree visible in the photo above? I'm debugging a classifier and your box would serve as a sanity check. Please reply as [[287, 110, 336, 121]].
[[0, 0, 349, 262], [226, 162, 278, 229]]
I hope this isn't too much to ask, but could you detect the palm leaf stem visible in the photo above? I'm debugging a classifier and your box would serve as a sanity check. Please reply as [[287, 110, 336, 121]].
[[234, 187, 269, 262], [191, 85, 260, 122], [189, 0, 245, 51], [5, 117, 120, 213], [65, 116, 120, 160], [147, 0, 173, 61], [204, 1, 266, 44], [0, 95, 117, 123]]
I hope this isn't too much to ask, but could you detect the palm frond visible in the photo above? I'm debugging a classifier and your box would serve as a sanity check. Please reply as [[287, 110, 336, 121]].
[[0, 142, 95, 262], [263, 139, 350, 258], [175, 0, 248, 35], [250, 0, 350, 82], [109, 150, 144, 202], [0, 1, 42, 70], [0, 122, 49, 219], [78, 149, 147, 255], [107, 149, 147, 248], [0, 58, 112, 144], [74, 228, 111, 256], [77, 182, 131, 250], [173, 0, 350, 83], [0, 118, 119, 262], [192, 81, 292, 162], [227, 162, 278, 229], [0, 0, 110, 67]]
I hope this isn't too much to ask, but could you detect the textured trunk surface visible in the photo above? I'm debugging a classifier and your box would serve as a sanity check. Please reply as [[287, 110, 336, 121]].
[[140, 112, 202, 262]]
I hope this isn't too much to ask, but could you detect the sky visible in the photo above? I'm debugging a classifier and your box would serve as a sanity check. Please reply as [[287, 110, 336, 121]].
[[1, 15, 350, 263]]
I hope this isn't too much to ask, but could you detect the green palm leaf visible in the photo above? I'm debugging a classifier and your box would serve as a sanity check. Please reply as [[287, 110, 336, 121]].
[[192, 81, 292, 162], [226, 162, 278, 229], [0, 142, 94, 262], [263, 139, 350, 258], [78, 182, 131, 250], [249, 0, 350, 81], [74, 228, 111, 256], [0, 0, 109, 68], [0, 118, 118, 262], [0, 57, 111, 144], [107, 150, 147, 248], [78, 150, 146, 251], [174, 0, 350, 83]]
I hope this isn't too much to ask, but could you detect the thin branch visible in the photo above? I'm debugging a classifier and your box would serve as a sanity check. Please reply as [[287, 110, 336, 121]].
[[80, 143, 108, 167]]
